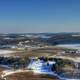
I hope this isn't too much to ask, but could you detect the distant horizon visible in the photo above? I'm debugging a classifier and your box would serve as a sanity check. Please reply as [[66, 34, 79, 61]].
[[0, 32, 80, 34]]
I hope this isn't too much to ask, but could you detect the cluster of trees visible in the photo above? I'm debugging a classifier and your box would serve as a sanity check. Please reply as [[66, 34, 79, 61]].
[[53, 58, 75, 74], [0, 57, 30, 70]]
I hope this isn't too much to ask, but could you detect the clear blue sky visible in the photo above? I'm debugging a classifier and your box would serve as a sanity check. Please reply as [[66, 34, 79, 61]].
[[0, 0, 80, 33]]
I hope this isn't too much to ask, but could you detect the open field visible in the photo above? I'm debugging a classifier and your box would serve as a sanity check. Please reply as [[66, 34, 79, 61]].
[[0, 46, 80, 80], [4, 71, 59, 80], [0, 47, 59, 57]]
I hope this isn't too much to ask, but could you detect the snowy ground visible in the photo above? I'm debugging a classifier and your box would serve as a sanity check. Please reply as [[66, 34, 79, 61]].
[[0, 60, 79, 80], [0, 49, 19, 57], [57, 44, 80, 49], [0, 50, 16, 54], [1, 69, 30, 78]]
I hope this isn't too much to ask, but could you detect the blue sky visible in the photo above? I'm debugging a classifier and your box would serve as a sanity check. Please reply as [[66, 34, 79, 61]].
[[0, 0, 80, 33]]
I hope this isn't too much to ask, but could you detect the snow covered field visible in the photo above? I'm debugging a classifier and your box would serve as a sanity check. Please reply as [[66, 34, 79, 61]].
[[0, 50, 17, 57], [27, 59, 57, 76], [57, 44, 80, 49], [0, 50, 15, 54]]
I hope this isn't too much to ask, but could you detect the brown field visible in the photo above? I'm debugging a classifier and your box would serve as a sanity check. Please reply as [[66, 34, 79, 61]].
[[5, 72, 59, 80], [5, 47, 60, 58]]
